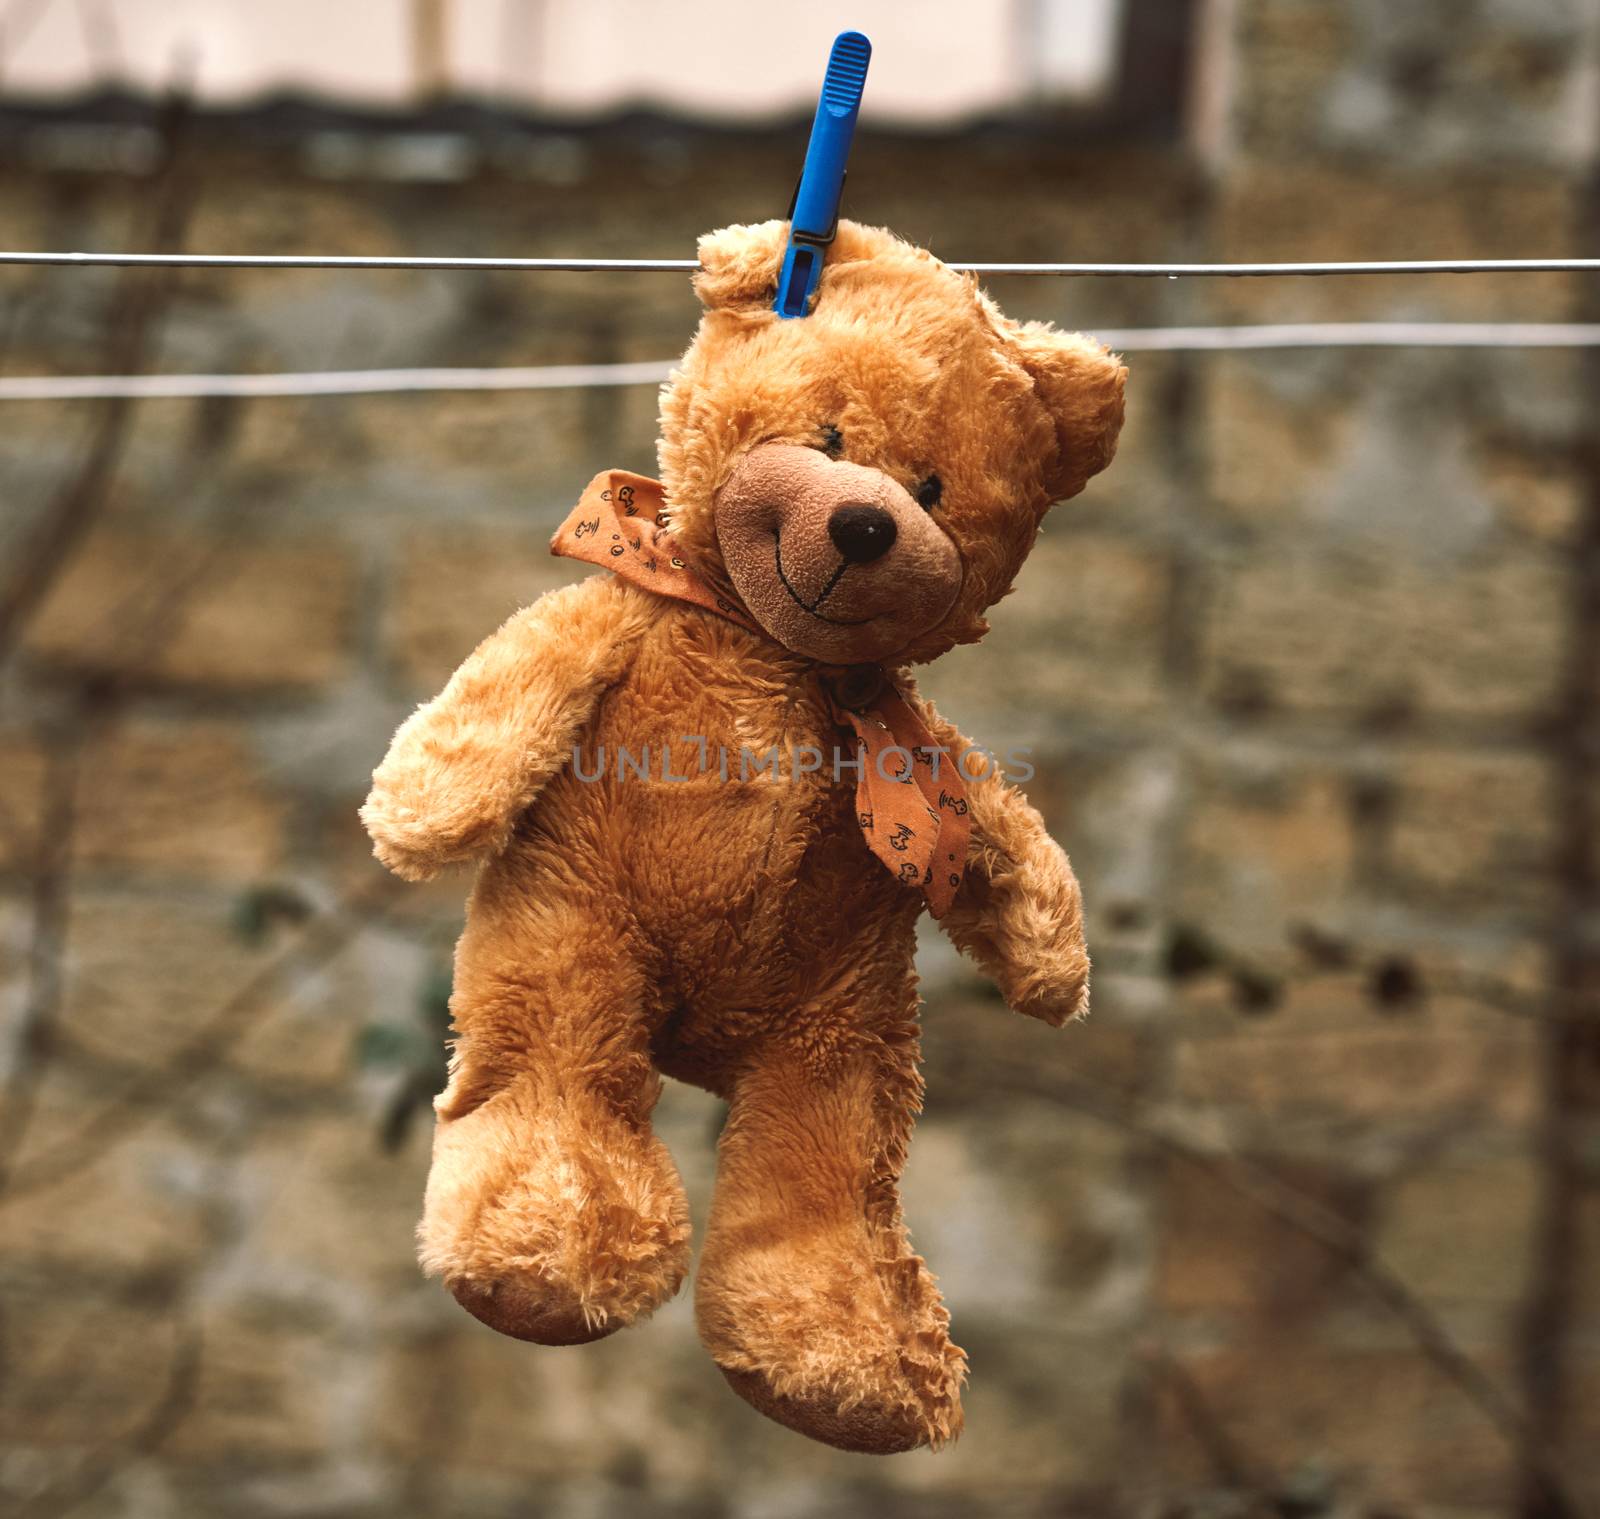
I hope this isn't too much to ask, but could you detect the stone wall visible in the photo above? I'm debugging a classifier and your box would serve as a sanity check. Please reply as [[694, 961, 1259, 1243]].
[[1, 3, 1598, 1515]]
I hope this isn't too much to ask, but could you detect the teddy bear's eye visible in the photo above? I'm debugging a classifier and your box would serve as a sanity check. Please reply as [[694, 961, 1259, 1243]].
[[821, 425, 844, 458], [915, 474, 943, 511]]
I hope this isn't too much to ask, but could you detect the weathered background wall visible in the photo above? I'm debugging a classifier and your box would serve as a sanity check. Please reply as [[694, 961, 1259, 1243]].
[[2, 2, 1599, 1516]]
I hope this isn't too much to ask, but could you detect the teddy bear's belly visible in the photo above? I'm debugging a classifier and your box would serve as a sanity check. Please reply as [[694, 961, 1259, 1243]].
[[553, 728, 887, 929], [523, 694, 920, 1055], [488, 616, 927, 1076]]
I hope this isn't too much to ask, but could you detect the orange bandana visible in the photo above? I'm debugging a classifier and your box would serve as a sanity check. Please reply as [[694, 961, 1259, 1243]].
[[552, 470, 971, 918]]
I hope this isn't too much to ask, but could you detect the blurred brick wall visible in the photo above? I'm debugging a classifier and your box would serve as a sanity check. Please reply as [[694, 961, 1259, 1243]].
[[1, 3, 1598, 1516]]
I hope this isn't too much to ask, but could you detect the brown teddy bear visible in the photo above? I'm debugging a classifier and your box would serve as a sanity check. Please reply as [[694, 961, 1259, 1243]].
[[361, 219, 1126, 1454]]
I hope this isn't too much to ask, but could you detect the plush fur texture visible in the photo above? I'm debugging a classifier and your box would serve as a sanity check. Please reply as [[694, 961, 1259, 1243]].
[[362, 220, 1126, 1453]]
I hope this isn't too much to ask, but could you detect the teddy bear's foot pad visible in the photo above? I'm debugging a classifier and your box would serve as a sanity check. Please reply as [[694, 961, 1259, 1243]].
[[447, 1272, 621, 1345], [718, 1363, 957, 1454]]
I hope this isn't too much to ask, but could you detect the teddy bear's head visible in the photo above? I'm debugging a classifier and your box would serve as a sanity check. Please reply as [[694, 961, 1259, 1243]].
[[657, 219, 1126, 667]]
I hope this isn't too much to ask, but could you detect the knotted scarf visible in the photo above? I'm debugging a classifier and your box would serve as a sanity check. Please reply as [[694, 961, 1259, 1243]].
[[551, 470, 971, 917]]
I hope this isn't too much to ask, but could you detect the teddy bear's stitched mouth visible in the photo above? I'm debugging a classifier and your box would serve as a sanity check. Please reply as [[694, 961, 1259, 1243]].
[[772, 535, 878, 626]]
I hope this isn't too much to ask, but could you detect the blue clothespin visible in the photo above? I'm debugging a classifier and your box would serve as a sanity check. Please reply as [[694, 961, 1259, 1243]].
[[773, 30, 871, 320]]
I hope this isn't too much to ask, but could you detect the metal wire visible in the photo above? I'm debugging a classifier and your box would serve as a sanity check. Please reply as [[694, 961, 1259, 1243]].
[[1105, 321, 1600, 350], [0, 251, 1597, 276], [962, 260, 1600, 278], [0, 360, 677, 399], [2, 324, 1597, 401], [0, 253, 703, 272]]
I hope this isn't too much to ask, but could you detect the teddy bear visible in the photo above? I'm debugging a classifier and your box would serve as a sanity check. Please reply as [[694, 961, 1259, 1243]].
[[361, 218, 1126, 1454]]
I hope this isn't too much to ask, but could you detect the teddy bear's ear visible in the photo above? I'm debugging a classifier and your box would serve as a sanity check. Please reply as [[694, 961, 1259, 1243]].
[[693, 220, 791, 311], [1008, 320, 1127, 503]]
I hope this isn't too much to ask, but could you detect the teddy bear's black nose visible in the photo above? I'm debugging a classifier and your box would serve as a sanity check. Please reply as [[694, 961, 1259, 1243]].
[[827, 504, 898, 564]]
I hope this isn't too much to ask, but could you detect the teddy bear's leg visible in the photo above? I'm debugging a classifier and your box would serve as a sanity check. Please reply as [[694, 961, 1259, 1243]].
[[417, 880, 690, 1345], [695, 1010, 966, 1453]]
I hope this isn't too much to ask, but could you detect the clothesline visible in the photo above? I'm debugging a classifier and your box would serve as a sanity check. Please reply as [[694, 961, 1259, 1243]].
[[2, 324, 1597, 400], [1, 252, 1598, 277]]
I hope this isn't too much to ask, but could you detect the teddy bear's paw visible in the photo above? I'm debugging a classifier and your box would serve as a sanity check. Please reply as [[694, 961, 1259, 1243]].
[[359, 788, 509, 882], [1001, 945, 1090, 1028], [421, 1119, 691, 1345], [1009, 969, 1090, 1027], [698, 1241, 966, 1453]]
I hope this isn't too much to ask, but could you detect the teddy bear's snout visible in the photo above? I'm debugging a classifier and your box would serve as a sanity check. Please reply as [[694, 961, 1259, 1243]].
[[827, 503, 897, 564], [713, 442, 962, 664]]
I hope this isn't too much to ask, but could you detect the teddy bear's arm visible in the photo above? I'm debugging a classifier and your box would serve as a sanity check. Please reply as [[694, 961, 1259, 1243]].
[[361, 578, 654, 881], [912, 696, 1089, 1027]]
